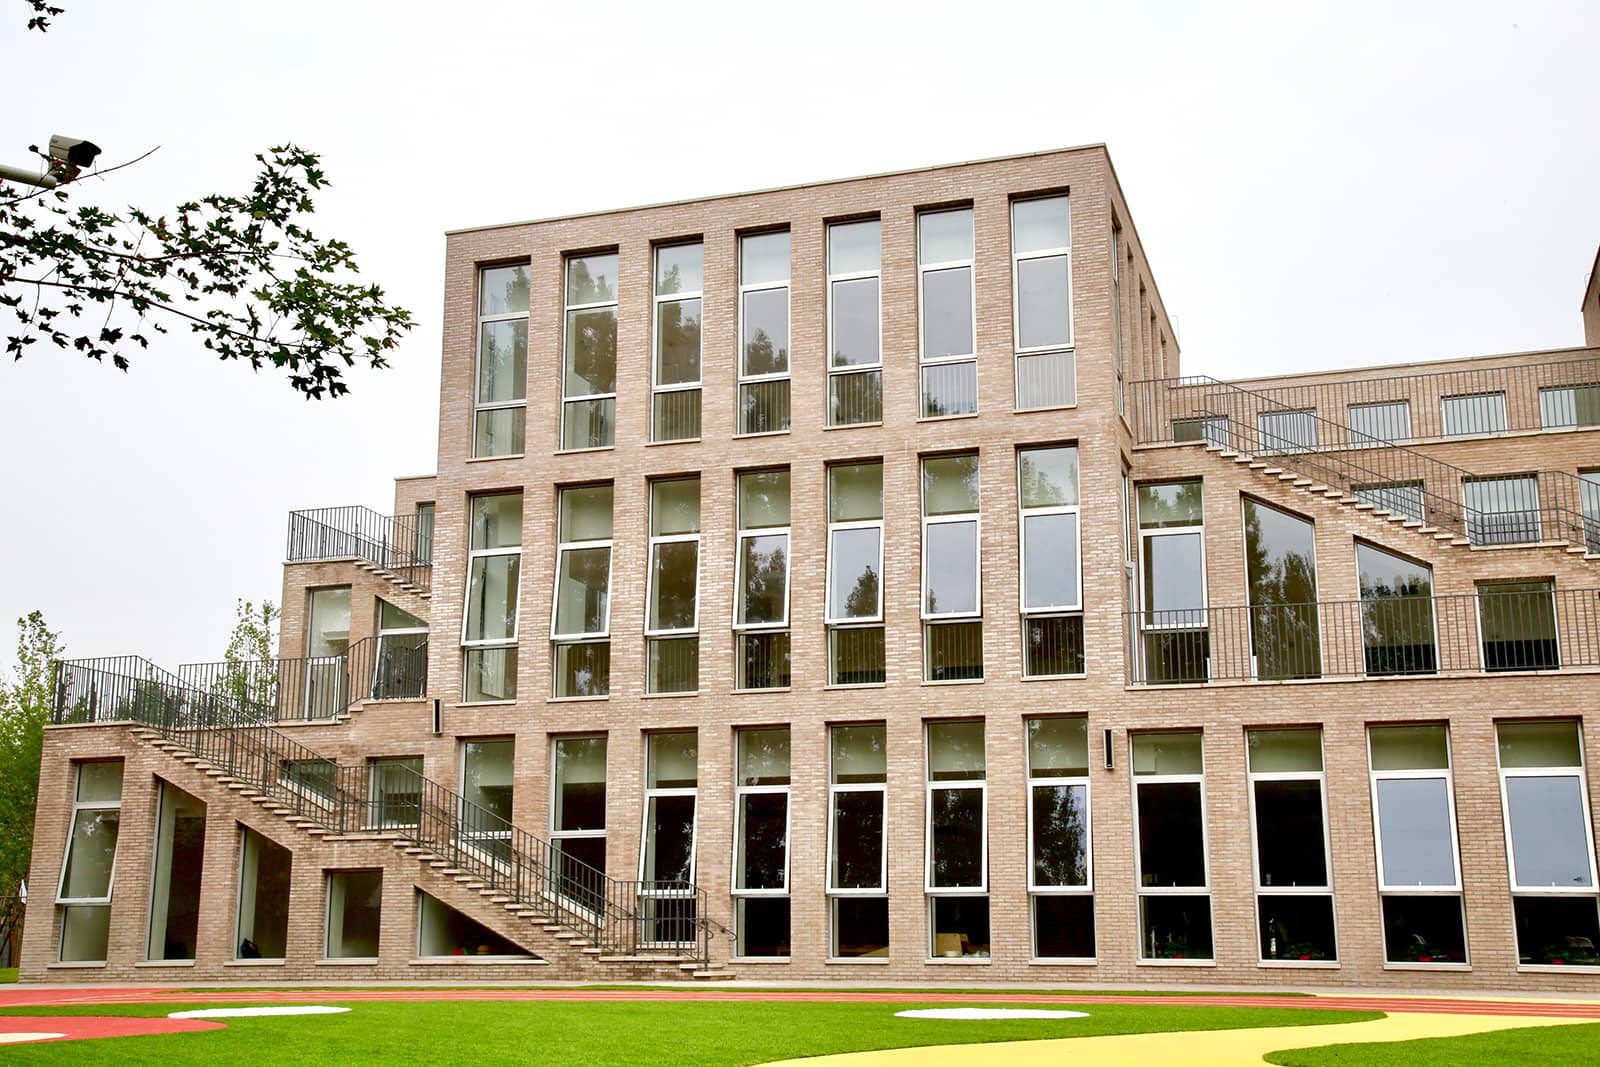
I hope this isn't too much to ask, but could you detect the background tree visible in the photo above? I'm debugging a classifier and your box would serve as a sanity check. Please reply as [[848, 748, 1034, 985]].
[[0, 611, 65, 905], [220, 598, 279, 714]]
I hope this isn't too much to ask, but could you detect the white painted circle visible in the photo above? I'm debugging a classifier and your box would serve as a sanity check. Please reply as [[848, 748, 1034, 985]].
[[894, 1008, 1090, 1020], [168, 1006, 352, 1019], [0, 1033, 67, 1044]]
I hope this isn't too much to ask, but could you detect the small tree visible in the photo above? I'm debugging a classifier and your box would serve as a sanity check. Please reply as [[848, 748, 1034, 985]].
[[0, 611, 66, 905], [221, 598, 279, 714]]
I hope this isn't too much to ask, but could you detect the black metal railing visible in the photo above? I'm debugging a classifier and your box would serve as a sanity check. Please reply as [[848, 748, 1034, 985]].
[[176, 637, 430, 721], [1125, 587, 1600, 684], [50, 656, 722, 967], [1129, 354, 1600, 447], [286, 506, 432, 590]]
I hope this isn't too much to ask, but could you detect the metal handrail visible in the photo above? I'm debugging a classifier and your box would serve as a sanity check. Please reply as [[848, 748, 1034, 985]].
[[49, 656, 720, 966], [286, 506, 432, 590], [176, 636, 430, 721], [1125, 586, 1600, 684]]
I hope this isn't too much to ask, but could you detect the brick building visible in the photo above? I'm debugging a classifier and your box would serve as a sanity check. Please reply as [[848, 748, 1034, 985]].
[[24, 145, 1600, 989]]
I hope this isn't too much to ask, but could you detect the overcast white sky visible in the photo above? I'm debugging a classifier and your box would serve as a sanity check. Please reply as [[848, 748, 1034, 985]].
[[2, 0, 1596, 670]]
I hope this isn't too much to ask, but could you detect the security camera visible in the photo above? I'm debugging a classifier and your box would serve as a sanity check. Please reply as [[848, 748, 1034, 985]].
[[48, 135, 101, 170]]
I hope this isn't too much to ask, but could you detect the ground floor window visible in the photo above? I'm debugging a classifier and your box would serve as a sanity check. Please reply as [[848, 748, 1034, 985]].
[[1032, 895, 1094, 959], [832, 897, 889, 959], [1513, 896, 1600, 966], [416, 890, 529, 958], [326, 869, 382, 959], [930, 896, 990, 959], [236, 827, 290, 959], [59, 905, 110, 963], [147, 781, 206, 961]]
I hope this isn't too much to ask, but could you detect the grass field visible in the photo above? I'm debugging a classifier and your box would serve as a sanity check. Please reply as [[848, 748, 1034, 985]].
[[1266, 1021, 1600, 1066], [0, 967, 17, 984], [0, 1000, 1378, 1066]]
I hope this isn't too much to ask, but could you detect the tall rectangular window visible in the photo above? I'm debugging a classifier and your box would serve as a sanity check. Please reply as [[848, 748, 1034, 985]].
[[1028, 717, 1093, 959], [640, 731, 698, 944], [1582, 470, 1600, 554], [1496, 720, 1600, 966], [734, 469, 791, 689], [653, 243, 703, 441], [1012, 195, 1074, 409], [1358, 542, 1437, 676], [1019, 445, 1083, 676], [304, 584, 351, 718], [828, 219, 882, 425], [57, 760, 122, 963], [646, 477, 700, 693], [1257, 410, 1318, 454], [1137, 481, 1209, 683], [926, 721, 988, 958], [1464, 474, 1541, 545], [829, 724, 888, 959], [1112, 223, 1125, 417], [561, 252, 618, 449], [461, 738, 515, 864], [1134, 731, 1212, 960], [462, 492, 522, 702], [551, 736, 606, 912], [473, 263, 528, 457], [1478, 579, 1559, 672], [827, 462, 885, 685], [739, 231, 791, 434], [1368, 725, 1467, 964], [369, 756, 423, 828], [1348, 401, 1412, 444], [414, 501, 435, 563], [373, 599, 428, 701], [1441, 391, 1507, 437], [734, 728, 791, 957], [1243, 498, 1320, 680], [235, 827, 290, 960], [551, 484, 613, 697], [147, 781, 206, 961], [1353, 481, 1425, 523], [325, 869, 382, 959], [1249, 728, 1336, 963], [922, 453, 982, 681], [918, 208, 976, 418], [1539, 384, 1600, 429]]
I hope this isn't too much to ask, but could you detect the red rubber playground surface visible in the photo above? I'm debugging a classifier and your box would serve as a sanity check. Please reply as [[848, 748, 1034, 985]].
[[0, 1014, 223, 1044], [5, 986, 1600, 1021]]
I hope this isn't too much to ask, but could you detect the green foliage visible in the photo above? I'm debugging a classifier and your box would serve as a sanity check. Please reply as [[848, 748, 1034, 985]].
[[23, 1, 63, 32], [1, 140, 413, 398], [0, 611, 65, 897]]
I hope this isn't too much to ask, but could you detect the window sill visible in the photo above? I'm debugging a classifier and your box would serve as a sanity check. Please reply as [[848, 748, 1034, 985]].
[[920, 678, 985, 687], [825, 420, 884, 431], [135, 959, 196, 968], [647, 437, 701, 447], [1518, 963, 1600, 973], [916, 412, 980, 423], [546, 695, 610, 704], [466, 453, 525, 463], [1029, 957, 1098, 966], [409, 956, 545, 965], [730, 956, 791, 964], [827, 956, 891, 965], [824, 682, 888, 691], [1258, 959, 1340, 969], [1137, 958, 1217, 967], [454, 700, 518, 709], [733, 687, 791, 695], [733, 429, 793, 439], [554, 445, 615, 456], [1022, 673, 1088, 682], [1014, 403, 1079, 414], [316, 958, 381, 966], [224, 958, 287, 967], [1382, 961, 1471, 971], [925, 956, 991, 964], [47, 961, 107, 969], [641, 690, 699, 699]]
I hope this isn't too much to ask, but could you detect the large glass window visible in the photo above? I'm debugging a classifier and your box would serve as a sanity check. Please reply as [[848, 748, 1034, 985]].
[[641, 732, 698, 945], [922, 453, 982, 681], [1028, 717, 1093, 959], [1133, 731, 1212, 960], [462, 492, 522, 702], [926, 721, 988, 958], [235, 827, 290, 960], [551, 484, 612, 697], [147, 781, 206, 961], [461, 739, 515, 865], [827, 462, 885, 685], [1137, 481, 1209, 683], [1353, 481, 1425, 523], [1441, 391, 1507, 437], [551, 736, 606, 913], [368, 756, 423, 829], [1249, 728, 1336, 963], [1540, 384, 1600, 429], [1368, 725, 1467, 964], [373, 599, 428, 700], [57, 760, 122, 963], [734, 728, 791, 957], [1348, 400, 1412, 444], [474, 263, 528, 457], [828, 219, 882, 425], [304, 584, 351, 718], [561, 252, 618, 449], [1464, 474, 1541, 545], [417, 890, 528, 958], [1243, 498, 1320, 680], [1357, 542, 1436, 676], [829, 724, 888, 959], [1478, 579, 1559, 672], [1497, 721, 1600, 966], [1019, 445, 1083, 676], [918, 208, 976, 418], [325, 869, 382, 959], [647, 477, 700, 694], [1012, 196, 1074, 409], [653, 242, 703, 442], [1257, 410, 1318, 453], [734, 469, 791, 689], [739, 231, 791, 434]]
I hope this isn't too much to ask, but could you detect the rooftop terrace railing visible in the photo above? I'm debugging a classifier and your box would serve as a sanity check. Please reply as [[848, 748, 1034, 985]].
[[176, 635, 429, 722], [50, 655, 722, 966], [1126, 586, 1600, 685], [286, 506, 432, 590]]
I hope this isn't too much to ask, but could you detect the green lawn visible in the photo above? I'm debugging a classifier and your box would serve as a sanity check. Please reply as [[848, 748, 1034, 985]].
[[1266, 1021, 1600, 1066], [0, 1000, 1379, 1066], [0, 967, 16, 983]]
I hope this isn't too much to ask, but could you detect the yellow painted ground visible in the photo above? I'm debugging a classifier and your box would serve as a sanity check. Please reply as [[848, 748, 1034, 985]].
[[759, 1011, 1590, 1067]]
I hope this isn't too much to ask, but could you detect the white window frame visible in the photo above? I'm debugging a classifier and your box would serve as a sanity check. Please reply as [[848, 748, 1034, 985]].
[[460, 493, 522, 702], [458, 739, 514, 869], [638, 734, 699, 945], [1246, 729, 1337, 965], [920, 458, 982, 623], [651, 242, 703, 441], [1010, 194, 1075, 411], [732, 471, 792, 632], [1016, 445, 1083, 617], [1137, 483, 1208, 632], [1496, 721, 1599, 896], [1131, 732, 1213, 961], [1026, 716, 1093, 961], [549, 487, 614, 643], [916, 207, 978, 418], [473, 263, 529, 458], [549, 735, 607, 915], [827, 725, 889, 897], [736, 230, 792, 436], [56, 762, 122, 905], [826, 219, 883, 426], [731, 730, 792, 898], [645, 480, 701, 640], [560, 253, 619, 450], [923, 722, 988, 895], [375, 602, 428, 700], [1367, 727, 1464, 894], [825, 472, 885, 627]]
